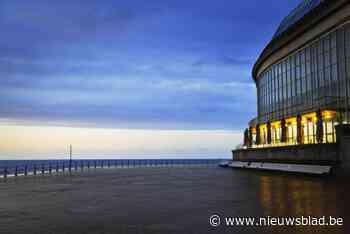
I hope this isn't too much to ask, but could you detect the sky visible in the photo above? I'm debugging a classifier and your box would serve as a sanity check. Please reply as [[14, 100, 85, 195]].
[[0, 0, 301, 159]]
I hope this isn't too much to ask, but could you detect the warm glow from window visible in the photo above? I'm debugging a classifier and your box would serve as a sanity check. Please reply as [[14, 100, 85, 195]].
[[301, 112, 316, 124], [260, 124, 267, 131], [249, 110, 340, 148], [322, 110, 336, 120], [271, 121, 281, 128], [286, 117, 297, 125]]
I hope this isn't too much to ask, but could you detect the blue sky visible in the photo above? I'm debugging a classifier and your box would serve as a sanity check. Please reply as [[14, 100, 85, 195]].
[[0, 0, 301, 131], [0, 0, 303, 158]]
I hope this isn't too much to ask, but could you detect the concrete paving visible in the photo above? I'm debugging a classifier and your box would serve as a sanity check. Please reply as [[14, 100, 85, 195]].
[[0, 167, 349, 234]]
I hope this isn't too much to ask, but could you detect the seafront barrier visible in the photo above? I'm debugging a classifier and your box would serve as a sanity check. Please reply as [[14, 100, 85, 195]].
[[0, 159, 221, 179]]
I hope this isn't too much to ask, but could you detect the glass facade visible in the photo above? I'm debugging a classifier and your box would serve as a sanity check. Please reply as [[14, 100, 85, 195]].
[[257, 26, 345, 123], [248, 21, 350, 148]]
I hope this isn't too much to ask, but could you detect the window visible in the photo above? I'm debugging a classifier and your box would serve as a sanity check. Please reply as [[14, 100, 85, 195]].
[[255, 24, 345, 124]]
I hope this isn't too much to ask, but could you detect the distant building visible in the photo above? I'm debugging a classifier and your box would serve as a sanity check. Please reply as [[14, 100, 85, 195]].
[[233, 0, 350, 174]]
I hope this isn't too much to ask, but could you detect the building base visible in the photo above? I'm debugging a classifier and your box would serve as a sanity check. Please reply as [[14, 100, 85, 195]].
[[228, 161, 332, 175], [230, 124, 350, 176]]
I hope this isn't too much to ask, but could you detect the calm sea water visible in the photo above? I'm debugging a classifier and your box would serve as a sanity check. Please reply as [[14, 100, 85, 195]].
[[0, 159, 223, 175]]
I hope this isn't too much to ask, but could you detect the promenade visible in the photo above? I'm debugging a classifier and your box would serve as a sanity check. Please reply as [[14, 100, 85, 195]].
[[0, 167, 348, 234]]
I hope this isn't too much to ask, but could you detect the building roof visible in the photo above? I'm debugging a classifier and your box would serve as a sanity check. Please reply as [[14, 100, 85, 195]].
[[252, 0, 349, 82], [273, 0, 323, 40]]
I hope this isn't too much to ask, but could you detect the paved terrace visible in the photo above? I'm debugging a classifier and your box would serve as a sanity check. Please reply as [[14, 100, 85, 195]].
[[0, 167, 349, 234]]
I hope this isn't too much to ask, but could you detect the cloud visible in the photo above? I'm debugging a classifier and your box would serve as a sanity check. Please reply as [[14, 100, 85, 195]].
[[192, 55, 254, 71], [0, 0, 302, 131]]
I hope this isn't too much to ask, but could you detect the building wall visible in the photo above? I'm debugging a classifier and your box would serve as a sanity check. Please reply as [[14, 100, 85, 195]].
[[335, 124, 350, 173], [257, 21, 350, 124], [255, 1, 350, 79], [234, 125, 350, 176], [233, 143, 339, 164]]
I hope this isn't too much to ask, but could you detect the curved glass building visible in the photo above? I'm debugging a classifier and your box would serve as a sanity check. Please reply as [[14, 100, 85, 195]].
[[246, 0, 350, 148]]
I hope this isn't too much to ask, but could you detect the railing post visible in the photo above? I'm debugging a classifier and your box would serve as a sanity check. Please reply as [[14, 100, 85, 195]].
[[75, 161, 78, 171], [81, 161, 83, 171], [24, 165, 28, 176], [88, 161, 90, 169], [15, 166, 18, 177], [62, 163, 65, 172], [4, 167, 8, 179], [56, 163, 59, 173], [41, 164, 45, 175], [94, 161, 97, 169], [49, 163, 52, 174], [34, 165, 37, 175]]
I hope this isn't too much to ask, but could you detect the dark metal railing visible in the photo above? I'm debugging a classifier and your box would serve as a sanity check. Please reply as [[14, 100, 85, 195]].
[[0, 159, 222, 179]]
